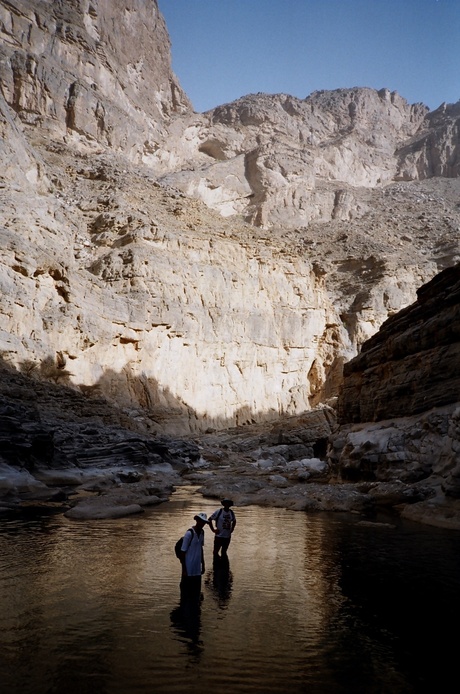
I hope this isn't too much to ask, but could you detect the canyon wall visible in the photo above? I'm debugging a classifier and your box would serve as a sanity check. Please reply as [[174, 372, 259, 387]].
[[0, 0, 190, 153], [0, 145, 346, 434], [0, 0, 459, 435], [332, 264, 460, 527], [337, 264, 460, 424]]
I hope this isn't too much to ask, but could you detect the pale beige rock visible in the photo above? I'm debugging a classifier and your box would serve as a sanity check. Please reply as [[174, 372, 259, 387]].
[[0, 0, 191, 153], [157, 89, 432, 228], [65, 501, 144, 520], [0, 0, 459, 440]]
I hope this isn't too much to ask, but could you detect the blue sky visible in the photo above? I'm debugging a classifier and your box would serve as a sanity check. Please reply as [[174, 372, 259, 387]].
[[158, 0, 459, 113]]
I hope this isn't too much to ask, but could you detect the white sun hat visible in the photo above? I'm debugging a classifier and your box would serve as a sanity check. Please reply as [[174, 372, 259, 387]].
[[194, 512, 209, 523]]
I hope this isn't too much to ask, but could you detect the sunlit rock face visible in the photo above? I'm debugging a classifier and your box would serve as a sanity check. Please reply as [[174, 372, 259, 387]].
[[157, 90, 460, 229], [0, 0, 459, 435], [159, 89, 428, 225], [0, 0, 191, 154], [0, 147, 348, 434]]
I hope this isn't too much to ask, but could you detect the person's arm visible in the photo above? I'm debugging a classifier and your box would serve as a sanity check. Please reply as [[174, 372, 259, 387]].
[[208, 512, 217, 533], [201, 545, 205, 574], [180, 530, 191, 575], [231, 513, 236, 533]]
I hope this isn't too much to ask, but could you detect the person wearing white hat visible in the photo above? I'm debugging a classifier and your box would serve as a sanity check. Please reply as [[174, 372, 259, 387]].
[[179, 512, 210, 597]]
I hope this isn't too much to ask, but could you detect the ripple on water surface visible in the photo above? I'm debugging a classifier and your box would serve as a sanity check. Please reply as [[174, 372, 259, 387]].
[[0, 487, 459, 693]]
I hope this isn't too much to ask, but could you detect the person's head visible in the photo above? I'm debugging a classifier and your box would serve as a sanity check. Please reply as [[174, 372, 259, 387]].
[[194, 512, 209, 528], [221, 498, 233, 509]]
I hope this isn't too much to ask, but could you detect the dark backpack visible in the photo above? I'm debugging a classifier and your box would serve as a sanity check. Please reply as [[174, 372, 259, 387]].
[[175, 528, 193, 559]]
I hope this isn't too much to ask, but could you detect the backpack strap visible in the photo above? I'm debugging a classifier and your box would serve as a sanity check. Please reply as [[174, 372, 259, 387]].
[[216, 508, 235, 521], [183, 528, 194, 550]]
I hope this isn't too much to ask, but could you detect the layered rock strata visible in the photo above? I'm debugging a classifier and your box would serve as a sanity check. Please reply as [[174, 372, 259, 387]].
[[331, 264, 460, 527], [0, 358, 197, 518], [337, 264, 460, 423]]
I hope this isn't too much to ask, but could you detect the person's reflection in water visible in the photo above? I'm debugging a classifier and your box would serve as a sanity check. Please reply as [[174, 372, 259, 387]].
[[170, 583, 204, 660], [171, 512, 210, 660], [205, 554, 233, 609]]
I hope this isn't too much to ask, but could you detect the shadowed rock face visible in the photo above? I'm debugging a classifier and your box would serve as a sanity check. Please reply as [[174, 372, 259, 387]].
[[330, 265, 460, 528], [337, 264, 460, 424]]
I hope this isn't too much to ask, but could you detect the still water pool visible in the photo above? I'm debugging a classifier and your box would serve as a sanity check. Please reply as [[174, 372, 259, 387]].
[[1, 486, 459, 694]]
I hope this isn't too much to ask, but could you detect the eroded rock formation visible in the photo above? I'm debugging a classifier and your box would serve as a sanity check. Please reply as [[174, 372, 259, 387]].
[[159, 89, 429, 224]]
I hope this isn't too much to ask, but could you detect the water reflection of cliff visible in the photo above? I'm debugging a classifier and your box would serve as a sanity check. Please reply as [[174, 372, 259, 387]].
[[2, 495, 459, 692]]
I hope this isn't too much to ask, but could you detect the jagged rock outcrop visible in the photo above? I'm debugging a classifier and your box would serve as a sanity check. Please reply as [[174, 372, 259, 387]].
[[158, 89, 429, 225], [0, 0, 190, 155], [157, 90, 460, 230], [397, 101, 460, 180]]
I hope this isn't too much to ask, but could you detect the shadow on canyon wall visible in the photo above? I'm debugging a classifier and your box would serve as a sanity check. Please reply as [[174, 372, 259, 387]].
[[0, 352, 288, 438], [0, 351, 333, 482]]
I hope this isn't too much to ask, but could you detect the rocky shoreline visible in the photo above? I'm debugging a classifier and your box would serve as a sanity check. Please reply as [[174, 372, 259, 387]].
[[2, 443, 459, 531], [1, 390, 459, 530]]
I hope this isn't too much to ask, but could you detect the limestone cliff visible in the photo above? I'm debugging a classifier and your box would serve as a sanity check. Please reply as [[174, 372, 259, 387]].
[[0, 0, 459, 437], [0, 0, 191, 153], [0, 145, 344, 433]]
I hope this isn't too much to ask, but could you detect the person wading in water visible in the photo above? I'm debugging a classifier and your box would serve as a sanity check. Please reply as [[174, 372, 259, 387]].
[[179, 512, 210, 599], [208, 499, 236, 559]]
